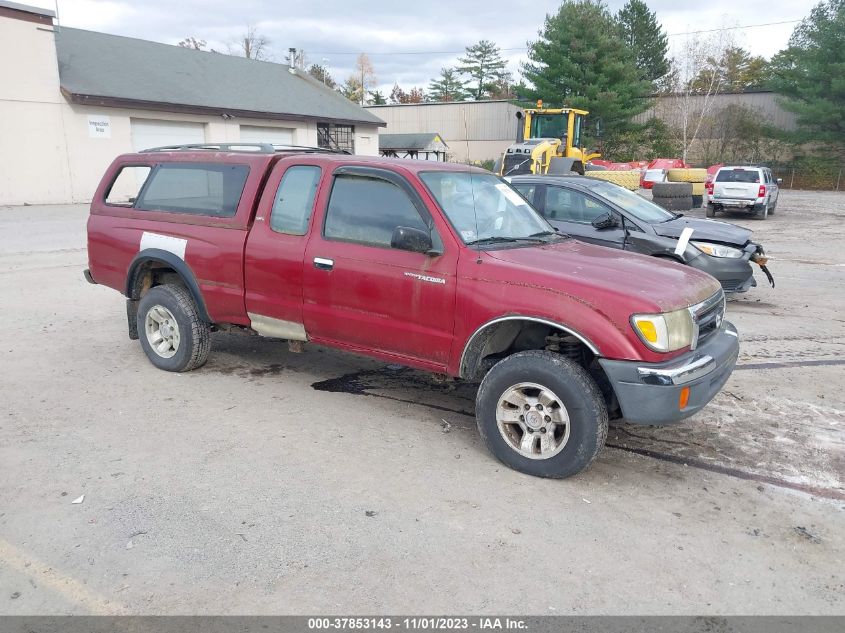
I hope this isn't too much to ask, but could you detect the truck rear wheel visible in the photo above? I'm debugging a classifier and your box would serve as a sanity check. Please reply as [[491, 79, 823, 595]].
[[137, 284, 211, 372], [475, 350, 608, 478]]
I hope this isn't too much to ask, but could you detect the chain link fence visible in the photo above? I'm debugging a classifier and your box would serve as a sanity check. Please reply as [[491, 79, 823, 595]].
[[770, 162, 845, 191]]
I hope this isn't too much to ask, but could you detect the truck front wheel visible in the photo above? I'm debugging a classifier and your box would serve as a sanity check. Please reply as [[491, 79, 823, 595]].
[[137, 284, 211, 372], [475, 350, 608, 478]]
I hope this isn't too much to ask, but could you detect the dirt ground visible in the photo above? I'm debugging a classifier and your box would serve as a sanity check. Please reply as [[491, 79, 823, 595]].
[[0, 190, 843, 615]]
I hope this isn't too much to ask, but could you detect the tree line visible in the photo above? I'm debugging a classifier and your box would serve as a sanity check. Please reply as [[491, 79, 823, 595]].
[[179, 0, 844, 161]]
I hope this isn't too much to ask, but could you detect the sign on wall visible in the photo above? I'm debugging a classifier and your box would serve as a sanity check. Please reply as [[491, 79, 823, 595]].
[[87, 115, 111, 138]]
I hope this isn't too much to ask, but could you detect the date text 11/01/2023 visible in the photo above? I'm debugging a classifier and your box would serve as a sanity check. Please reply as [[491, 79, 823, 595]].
[[307, 617, 528, 630]]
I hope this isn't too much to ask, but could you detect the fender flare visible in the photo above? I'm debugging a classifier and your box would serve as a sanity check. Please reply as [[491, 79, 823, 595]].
[[125, 249, 212, 323], [459, 315, 600, 379]]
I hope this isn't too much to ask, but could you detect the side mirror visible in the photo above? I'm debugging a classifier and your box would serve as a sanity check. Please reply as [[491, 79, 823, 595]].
[[591, 212, 616, 229], [777, 178, 783, 185], [391, 226, 435, 254]]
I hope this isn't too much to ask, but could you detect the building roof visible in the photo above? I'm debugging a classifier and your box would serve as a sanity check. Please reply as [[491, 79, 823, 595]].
[[54, 28, 384, 127], [0, 0, 54, 18], [379, 133, 448, 151]]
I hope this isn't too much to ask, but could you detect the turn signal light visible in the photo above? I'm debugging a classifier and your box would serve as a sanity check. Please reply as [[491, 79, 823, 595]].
[[679, 386, 691, 409]]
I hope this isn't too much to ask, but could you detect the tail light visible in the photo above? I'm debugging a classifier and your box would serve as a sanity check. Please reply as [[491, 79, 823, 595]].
[[758, 185, 766, 197], [706, 182, 714, 194]]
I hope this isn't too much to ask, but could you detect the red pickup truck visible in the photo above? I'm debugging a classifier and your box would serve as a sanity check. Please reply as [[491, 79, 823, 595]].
[[85, 144, 739, 479]]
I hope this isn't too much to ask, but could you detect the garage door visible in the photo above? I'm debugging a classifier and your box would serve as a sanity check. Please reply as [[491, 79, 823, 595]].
[[131, 119, 206, 152], [240, 125, 294, 146]]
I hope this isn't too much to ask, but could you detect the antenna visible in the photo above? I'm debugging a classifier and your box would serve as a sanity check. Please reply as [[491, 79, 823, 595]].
[[462, 107, 480, 259]]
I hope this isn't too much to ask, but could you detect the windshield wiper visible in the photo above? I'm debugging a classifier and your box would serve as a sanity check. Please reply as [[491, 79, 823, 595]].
[[528, 230, 566, 239], [465, 236, 521, 246]]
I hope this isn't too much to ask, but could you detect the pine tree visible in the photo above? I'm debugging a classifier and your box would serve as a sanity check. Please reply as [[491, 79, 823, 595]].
[[615, 0, 669, 87], [769, 0, 845, 145], [369, 90, 387, 105], [458, 40, 512, 100], [428, 68, 468, 102], [308, 64, 337, 89], [689, 47, 770, 93], [522, 0, 652, 138]]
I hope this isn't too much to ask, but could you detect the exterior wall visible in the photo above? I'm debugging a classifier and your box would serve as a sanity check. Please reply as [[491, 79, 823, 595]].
[[0, 13, 72, 205], [366, 101, 521, 162], [634, 91, 798, 133], [60, 105, 324, 203]]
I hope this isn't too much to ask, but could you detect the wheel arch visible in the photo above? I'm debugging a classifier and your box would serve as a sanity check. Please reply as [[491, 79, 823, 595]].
[[125, 249, 212, 323], [458, 316, 600, 380]]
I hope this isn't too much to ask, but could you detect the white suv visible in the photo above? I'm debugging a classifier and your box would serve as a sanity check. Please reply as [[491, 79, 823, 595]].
[[706, 165, 780, 220]]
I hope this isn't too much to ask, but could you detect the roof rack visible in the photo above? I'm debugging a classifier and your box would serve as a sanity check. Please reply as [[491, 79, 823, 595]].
[[139, 143, 350, 155]]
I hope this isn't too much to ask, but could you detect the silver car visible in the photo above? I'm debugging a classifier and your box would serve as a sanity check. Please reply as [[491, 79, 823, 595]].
[[707, 165, 780, 220]]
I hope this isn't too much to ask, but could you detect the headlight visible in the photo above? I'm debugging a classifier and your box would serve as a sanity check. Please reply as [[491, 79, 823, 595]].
[[691, 241, 743, 258], [631, 308, 695, 352]]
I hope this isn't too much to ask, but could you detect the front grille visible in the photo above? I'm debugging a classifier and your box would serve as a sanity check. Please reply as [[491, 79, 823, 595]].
[[502, 153, 532, 176], [692, 290, 725, 348]]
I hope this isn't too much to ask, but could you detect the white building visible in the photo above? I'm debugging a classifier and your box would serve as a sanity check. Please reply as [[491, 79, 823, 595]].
[[0, 1, 384, 206]]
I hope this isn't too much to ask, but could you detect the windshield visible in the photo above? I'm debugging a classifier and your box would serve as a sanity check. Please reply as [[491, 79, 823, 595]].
[[529, 114, 568, 139], [581, 179, 676, 223], [420, 172, 554, 245]]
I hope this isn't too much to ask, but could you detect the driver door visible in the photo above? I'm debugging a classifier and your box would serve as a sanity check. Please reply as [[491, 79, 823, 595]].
[[302, 167, 458, 368]]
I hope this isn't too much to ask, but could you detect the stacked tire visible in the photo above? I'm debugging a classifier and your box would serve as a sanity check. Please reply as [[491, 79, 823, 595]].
[[652, 182, 693, 212], [666, 168, 708, 208], [585, 170, 641, 191]]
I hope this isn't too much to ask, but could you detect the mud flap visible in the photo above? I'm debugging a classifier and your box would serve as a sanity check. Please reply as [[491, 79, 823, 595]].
[[127, 299, 139, 340]]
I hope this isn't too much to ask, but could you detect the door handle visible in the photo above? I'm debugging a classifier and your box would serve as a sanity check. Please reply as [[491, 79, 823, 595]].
[[313, 257, 334, 271]]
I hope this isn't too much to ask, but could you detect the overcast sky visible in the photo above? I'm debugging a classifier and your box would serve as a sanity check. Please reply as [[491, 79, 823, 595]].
[[33, 0, 804, 93]]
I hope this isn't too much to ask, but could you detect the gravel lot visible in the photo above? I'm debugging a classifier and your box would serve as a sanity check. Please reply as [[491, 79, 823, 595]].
[[1, 190, 843, 615]]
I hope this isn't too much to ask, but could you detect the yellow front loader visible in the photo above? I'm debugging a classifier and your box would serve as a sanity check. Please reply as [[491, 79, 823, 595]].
[[494, 102, 601, 177]]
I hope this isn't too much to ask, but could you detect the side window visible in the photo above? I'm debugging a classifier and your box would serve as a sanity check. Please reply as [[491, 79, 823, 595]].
[[269, 166, 321, 235], [105, 166, 152, 206], [324, 175, 428, 248], [544, 187, 612, 224], [135, 163, 249, 217], [512, 184, 536, 204]]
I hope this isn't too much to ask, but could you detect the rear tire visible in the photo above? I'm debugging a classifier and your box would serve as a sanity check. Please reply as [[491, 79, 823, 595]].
[[706, 205, 716, 218], [137, 284, 211, 372], [475, 350, 608, 479]]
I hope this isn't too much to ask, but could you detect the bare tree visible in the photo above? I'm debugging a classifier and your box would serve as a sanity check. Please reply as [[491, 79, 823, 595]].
[[354, 53, 376, 106], [178, 36, 207, 50], [230, 26, 271, 61], [659, 30, 735, 162]]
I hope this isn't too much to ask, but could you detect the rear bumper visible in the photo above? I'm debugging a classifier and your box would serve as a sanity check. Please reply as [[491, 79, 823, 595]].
[[599, 321, 739, 425], [708, 197, 766, 213]]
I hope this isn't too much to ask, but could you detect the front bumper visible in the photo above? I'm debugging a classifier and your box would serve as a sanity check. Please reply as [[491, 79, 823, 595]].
[[599, 321, 739, 425], [687, 252, 756, 294]]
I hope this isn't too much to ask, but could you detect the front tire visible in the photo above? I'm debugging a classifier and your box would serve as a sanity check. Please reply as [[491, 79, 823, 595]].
[[475, 351, 608, 478], [137, 284, 211, 372]]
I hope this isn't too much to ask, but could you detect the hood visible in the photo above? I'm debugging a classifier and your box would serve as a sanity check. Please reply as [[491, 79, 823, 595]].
[[482, 239, 720, 313], [652, 216, 752, 246]]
